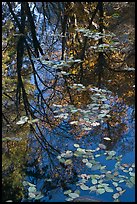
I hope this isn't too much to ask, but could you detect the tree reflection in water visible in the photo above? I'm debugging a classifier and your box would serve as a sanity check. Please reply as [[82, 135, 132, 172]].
[[2, 2, 135, 202]]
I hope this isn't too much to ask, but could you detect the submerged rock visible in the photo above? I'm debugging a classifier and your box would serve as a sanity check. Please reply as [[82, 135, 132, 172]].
[[72, 196, 102, 202]]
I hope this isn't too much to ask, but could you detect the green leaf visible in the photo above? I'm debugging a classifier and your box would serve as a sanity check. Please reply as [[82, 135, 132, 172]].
[[105, 187, 114, 192], [82, 159, 88, 163], [16, 120, 26, 125], [106, 155, 113, 160], [80, 184, 89, 190], [108, 151, 116, 156], [123, 169, 129, 173], [77, 148, 86, 153], [98, 143, 106, 149], [28, 186, 37, 193], [70, 121, 79, 125], [92, 164, 101, 170], [65, 159, 72, 165], [28, 192, 36, 198], [95, 154, 101, 158], [58, 158, 66, 163], [64, 151, 73, 158], [74, 144, 80, 148], [74, 190, 80, 195], [65, 198, 73, 201], [129, 172, 135, 177], [130, 176, 135, 184], [112, 182, 118, 187], [126, 180, 134, 188], [83, 127, 92, 131], [35, 193, 44, 200], [113, 177, 120, 182], [20, 116, 29, 121], [113, 193, 120, 199], [28, 119, 39, 124], [27, 182, 36, 187], [119, 179, 125, 183], [100, 165, 106, 170], [97, 188, 105, 194], [98, 179, 103, 184], [116, 187, 123, 192], [86, 162, 93, 168], [89, 186, 97, 191], [91, 174, 100, 179], [64, 190, 72, 195], [92, 179, 98, 184], [114, 199, 120, 202], [71, 109, 78, 113], [68, 193, 79, 199]]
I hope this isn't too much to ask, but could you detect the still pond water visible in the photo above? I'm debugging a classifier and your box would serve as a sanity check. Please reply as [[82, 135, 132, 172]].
[[15, 63, 135, 202]]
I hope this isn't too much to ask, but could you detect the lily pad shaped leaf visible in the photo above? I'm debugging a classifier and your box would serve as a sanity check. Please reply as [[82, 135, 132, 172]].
[[68, 193, 79, 199], [92, 179, 98, 184], [99, 143, 106, 149], [106, 155, 113, 160], [16, 120, 26, 125], [20, 116, 28, 121], [129, 172, 135, 177], [35, 193, 44, 200], [66, 198, 73, 201], [16, 116, 28, 124], [86, 162, 93, 168], [28, 192, 36, 198], [64, 151, 73, 158], [58, 158, 66, 163], [28, 186, 37, 193], [80, 184, 89, 190], [112, 182, 118, 187], [28, 119, 39, 124], [74, 190, 80, 195], [97, 188, 105, 194], [89, 186, 97, 191], [95, 154, 101, 158], [64, 190, 72, 195], [65, 159, 72, 165], [130, 176, 135, 184], [108, 151, 116, 156], [113, 193, 120, 199], [82, 159, 88, 163], [74, 144, 80, 148], [105, 187, 114, 192], [116, 187, 123, 192]]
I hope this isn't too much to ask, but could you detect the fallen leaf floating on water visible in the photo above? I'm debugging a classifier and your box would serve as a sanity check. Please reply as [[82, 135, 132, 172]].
[[16, 116, 29, 125], [91, 122, 100, 126], [103, 137, 111, 141], [98, 143, 106, 149], [74, 144, 80, 148]]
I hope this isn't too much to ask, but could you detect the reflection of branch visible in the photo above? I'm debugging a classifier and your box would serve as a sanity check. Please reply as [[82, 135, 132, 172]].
[[3, 92, 15, 102], [2, 112, 10, 125], [25, 42, 53, 115], [23, 2, 44, 57], [33, 123, 60, 154], [79, 3, 100, 81], [106, 120, 111, 138]]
